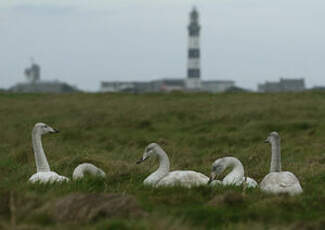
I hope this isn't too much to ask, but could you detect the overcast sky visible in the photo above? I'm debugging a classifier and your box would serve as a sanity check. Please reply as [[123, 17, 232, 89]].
[[1, 0, 324, 91]]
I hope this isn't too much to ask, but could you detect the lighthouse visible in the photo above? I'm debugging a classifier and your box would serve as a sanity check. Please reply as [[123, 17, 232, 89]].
[[186, 7, 201, 90]]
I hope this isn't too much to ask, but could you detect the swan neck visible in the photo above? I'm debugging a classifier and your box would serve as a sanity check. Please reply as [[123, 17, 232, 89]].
[[32, 129, 50, 172], [225, 157, 244, 178], [156, 147, 170, 176], [145, 147, 170, 184], [270, 139, 281, 172]]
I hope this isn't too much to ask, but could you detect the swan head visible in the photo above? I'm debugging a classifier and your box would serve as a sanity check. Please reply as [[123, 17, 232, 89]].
[[264, 131, 280, 144], [136, 143, 159, 164], [208, 158, 226, 184], [34, 122, 59, 135]]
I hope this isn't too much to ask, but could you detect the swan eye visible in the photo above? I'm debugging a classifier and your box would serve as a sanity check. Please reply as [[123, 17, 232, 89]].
[[147, 147, 153, 152]]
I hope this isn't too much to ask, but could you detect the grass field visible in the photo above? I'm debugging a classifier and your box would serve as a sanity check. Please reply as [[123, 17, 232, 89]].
[[0, 92, 324, 230]]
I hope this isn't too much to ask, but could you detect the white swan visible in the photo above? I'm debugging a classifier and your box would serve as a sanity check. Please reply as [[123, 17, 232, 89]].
[[136, 143, 209, 188], [260, 131, 303, 195], [208, 156, 258, 188], [29, 123, 106, 183], [29, 123, 70, 183], [72, 163, 106, 180]]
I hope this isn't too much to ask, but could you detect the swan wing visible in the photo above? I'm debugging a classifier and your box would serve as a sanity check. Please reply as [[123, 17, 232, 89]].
[[209, 180, 223, 186], [260, 172, 302, 195], [239, 177, 258, 188], [221, 176, 258, 188], [157, 170, 209, 188]]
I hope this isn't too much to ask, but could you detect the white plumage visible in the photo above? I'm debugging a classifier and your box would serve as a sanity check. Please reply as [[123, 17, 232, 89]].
[[137, 143, 209, 188], [29, 171, 69, 183], [209, 156, 258, 188], [72, 163, 106, 180], [29, 123, 70, 184], [260, 132, 303, 195], [29, 123, 105, 183], [260, 171, 303, 195]]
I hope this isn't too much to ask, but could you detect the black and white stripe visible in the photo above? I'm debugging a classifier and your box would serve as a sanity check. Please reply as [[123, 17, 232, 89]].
[[186, 7, 201, 89]]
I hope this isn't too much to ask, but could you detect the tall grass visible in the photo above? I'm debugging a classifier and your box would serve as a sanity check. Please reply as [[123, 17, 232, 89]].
[[0, 92, 324, 229]]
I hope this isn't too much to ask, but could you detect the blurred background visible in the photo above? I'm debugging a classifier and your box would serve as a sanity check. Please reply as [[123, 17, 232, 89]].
[[1, 0, 324, 93]]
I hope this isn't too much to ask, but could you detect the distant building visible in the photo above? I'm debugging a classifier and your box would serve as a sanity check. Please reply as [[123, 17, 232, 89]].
[[151, 79, 185, 92], [258, 78, 305, 92], [100, 81, 151, 93], [101, 78, 234, 93], [10, 61, 78, 93], [201, 80, 235, 93], [10, 81, 77, 93], [101, 79, 186, 93]]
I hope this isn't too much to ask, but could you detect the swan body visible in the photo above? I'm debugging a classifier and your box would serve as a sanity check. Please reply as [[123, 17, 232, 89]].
[[29, 123, 70, 184], [153, 170, 209, 188], [209, 156, 258, 188], [260, 132, 303, 195], [72, 163, 106, 180], [137, 143, 209, 188], [29, 171, 69, 183], [260, 171, 302, 195]]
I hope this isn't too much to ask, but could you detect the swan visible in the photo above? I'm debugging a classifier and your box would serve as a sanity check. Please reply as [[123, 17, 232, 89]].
[[260, 131, 303, 195], [29, 123, 70, 183], [136, 143, 209, 188], [72, 163, 106, 180], [29, 123, 106, 183], [208, 156, 258, 188]]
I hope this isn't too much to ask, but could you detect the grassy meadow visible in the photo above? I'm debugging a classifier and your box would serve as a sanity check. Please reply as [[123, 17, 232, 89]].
[[0, 92, 324, 229]]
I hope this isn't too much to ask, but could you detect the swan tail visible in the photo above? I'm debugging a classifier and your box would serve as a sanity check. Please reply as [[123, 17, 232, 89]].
[[72, 163, 106, 180]]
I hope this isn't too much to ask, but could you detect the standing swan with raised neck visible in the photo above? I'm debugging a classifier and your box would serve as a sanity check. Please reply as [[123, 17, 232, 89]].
[[260, 132, 303, 195], [208, 156, 257, 188], [136, 143, 209, 188], [29, 123, 70, 183]]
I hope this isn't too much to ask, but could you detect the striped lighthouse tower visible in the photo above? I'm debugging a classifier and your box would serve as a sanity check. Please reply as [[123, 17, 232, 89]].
[[186, 7, 201, 90]]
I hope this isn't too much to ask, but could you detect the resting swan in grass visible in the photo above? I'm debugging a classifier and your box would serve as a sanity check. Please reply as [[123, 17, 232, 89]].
[[29, 123, 70, 183], [72, 163, 106, 180], [29, 123, 105, 183], [208, 156, 258, 188], [260, 132, 303, 195], [136, 143, 209, 188]]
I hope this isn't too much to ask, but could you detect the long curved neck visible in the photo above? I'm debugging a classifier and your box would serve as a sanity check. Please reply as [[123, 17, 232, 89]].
[[32, 128, 50, 172], [145, 147, 170, 184], [270, 139, 281, 172], [223, 157, 245, 183]]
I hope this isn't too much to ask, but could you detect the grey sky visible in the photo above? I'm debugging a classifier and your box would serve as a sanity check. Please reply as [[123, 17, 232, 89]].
[[1, 0, 324, 91]]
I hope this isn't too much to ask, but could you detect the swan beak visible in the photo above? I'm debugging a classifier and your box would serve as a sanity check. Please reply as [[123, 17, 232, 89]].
[[264, 139, 269, 143], [136, 156, 149, 164], [208, 172, 217, 184], [52, 129, 59, 133], [136, 158, 144, 164]]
